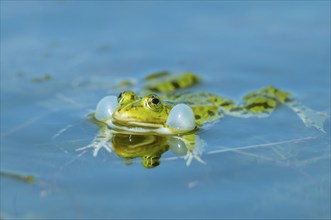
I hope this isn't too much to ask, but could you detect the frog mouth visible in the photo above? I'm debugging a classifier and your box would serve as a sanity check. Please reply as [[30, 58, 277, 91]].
[[107, 119, 166, 134], [107, 119, 193, 135], [112, 120, 162, 129]]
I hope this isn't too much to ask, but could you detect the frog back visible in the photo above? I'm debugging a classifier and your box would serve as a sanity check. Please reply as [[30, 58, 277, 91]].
[[161, 91, 227, 126]]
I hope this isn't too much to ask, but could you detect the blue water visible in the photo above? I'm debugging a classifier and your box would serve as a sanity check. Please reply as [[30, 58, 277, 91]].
[[1, 1, 330, 219]]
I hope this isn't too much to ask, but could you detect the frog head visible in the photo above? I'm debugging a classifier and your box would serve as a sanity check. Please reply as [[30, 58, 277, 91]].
[[94, 91, 196, 134]]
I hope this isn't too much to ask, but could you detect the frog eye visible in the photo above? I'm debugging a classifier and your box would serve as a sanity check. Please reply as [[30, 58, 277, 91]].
[[95, 96, 118, 121], [151, 97, 160, 104], [166, 104, 195, 131], [146, 95, 163, 112], [117, 91, 138, 105]]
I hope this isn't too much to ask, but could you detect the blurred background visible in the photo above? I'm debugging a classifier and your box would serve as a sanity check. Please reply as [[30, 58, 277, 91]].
[[1, 1, 330, 219]]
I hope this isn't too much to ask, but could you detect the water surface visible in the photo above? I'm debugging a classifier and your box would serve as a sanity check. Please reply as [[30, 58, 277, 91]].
[[1, 1, 330, 219]]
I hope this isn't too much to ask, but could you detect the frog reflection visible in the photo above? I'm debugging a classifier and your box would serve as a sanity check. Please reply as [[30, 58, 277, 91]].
[[78, 116, 204, 168], [112, 133, 203, 168]]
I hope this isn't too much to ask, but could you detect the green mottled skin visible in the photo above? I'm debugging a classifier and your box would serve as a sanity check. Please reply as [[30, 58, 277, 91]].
[[81, 72, 328, 168], [115, 72, 293, 128]]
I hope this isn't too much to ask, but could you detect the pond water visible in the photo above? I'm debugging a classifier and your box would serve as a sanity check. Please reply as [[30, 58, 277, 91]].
[[1, 1, 330, 219]]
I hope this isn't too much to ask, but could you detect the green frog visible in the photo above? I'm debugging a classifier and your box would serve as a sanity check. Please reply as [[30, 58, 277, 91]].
[[78, 72, 328, 168], [81, 113, 204, 168]]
